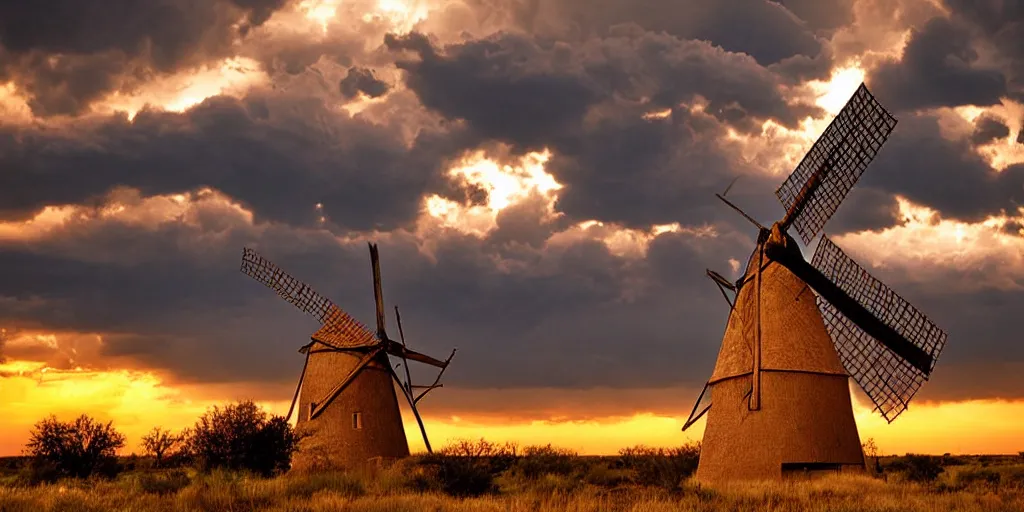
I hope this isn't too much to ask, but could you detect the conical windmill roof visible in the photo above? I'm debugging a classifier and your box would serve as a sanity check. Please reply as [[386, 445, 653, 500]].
[[709, 238, 847, 383]]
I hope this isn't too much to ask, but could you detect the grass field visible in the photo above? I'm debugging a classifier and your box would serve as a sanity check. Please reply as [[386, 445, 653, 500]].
[[2, 452, 1023, 512]]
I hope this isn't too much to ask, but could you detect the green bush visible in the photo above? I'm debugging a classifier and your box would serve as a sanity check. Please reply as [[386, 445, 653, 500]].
[[417, 439, 519, 497], [513, 444, 577, 480], [23, 415, 126, 482], [182, 400, 300, 477], [889, 454, 944, 483], [957, 468, 1001, 488], [582, 463, 630, 487], [136, 469, 192, 495], [617, 443, 701, 491], [419, 453, 496, 497]]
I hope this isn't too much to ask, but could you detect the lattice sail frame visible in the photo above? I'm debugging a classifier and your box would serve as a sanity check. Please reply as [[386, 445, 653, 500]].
[[240, 248, 379, 348], [810, 237, 948, 422], [776, 84, 898, 245]]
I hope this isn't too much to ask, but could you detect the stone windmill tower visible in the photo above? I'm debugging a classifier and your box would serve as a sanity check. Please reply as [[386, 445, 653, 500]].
[[683, 84, 949, 482], [241, 243, 455, 470]]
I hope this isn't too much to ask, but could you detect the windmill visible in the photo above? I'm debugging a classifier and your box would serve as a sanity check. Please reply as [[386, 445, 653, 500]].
[[240, 243, 456, 470], [682, 84, 948, 482]]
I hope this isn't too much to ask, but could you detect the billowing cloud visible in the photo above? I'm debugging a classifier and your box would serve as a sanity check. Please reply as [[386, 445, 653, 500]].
[[0, 91, 466, 230], [0, 0, 289, 116], [339, 66, 390, 98], [940, 0, 1024, 101], [971, 114, 1011, 145], [856, 112, 1024, 223], [868, 16, 1007, 111]]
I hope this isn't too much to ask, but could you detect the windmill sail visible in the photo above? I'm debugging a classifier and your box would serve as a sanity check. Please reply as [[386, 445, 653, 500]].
[[810, 236, 948, 422], [775, 84, 898, 245], [241, 247, 379, 348]]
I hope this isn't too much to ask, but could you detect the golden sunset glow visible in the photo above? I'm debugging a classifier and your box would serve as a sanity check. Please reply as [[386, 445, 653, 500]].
[[834, 197, 1024, 289], [422, 149, 560, 236], [721, 65, 870, 177], [97, 58, 267, 120], [547, 221, 716, 259], [809, 66, 867, 115], [0, 82, 33, 123], [3, 354, 1023, 457], [948, 100, 1024, 170], [0, 359, 289, 456], [367, 0, 429, 33], [0, 188, 255, 243], [299, 0, 339, 33]]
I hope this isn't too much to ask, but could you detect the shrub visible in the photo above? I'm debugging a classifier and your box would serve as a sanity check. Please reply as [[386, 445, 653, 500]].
[[182, 400, 300, 476], [513, 444, 577, 479], [957, 468, 1001, 488], [23, 414, 125, 482], [617, 443, 701, 490], [136, 469, 192, 495], [419, 453, 496, 497], [141, 427, 183, 468], [889, 454, 944, 483], [418, 439, 518, 497], [582, 463, 630, 487], [441, 438, 518, 473]]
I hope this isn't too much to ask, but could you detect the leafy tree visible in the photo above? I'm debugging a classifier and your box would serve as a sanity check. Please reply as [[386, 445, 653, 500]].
[[141, 427, 182, 467], [24, 414, 125, 480], [862, 438, 882, 474], [182, 400, 300, 476]]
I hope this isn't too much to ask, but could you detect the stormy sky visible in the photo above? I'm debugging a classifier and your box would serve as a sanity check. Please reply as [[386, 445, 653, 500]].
[[1, 0, 1023, 444]]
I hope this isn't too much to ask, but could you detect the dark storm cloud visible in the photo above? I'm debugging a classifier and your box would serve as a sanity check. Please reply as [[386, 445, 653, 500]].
[[825, 187, 902, 234], [0, 92, 468, 231], [868, 16, 1007, 111], [855, 112, 1024, 223], [940, 0, 1024, 100], [971, 115, 1011, 145], [2, 199, 1020, 403], [0, 0, 289, 116], [387, 27, 818, 228], [0, 208, 746, 389], [339, 67, 390, 98], [521, 0, 832, 70], [387, 27, 818, 143], [768, 0, 856, 33]]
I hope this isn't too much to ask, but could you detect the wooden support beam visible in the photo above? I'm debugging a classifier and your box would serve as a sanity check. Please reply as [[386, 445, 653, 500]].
[[369, 243, 387, 339], [387, 364, 433, 454], [415, 349, 456, 404], [309, 348, 382, 420], [750, 243, 763, 411]]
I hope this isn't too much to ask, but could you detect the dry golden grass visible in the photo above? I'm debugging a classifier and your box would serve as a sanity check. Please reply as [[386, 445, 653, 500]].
[[1, 462, 1023, 512]]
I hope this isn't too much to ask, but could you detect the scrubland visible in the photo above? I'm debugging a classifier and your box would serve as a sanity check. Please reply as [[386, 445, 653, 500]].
[[2, 447, 1023, 512]]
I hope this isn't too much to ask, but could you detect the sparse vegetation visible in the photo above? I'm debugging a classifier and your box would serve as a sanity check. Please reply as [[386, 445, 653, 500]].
[[4, 409, 1022, 511], [617, 443, 701, 490], [888, 454, 945, 483], [0, 452, 1023, 511]]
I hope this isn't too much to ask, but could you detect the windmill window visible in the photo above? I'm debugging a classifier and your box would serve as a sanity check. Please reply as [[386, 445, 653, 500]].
[[352, 412, 363, 430]]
